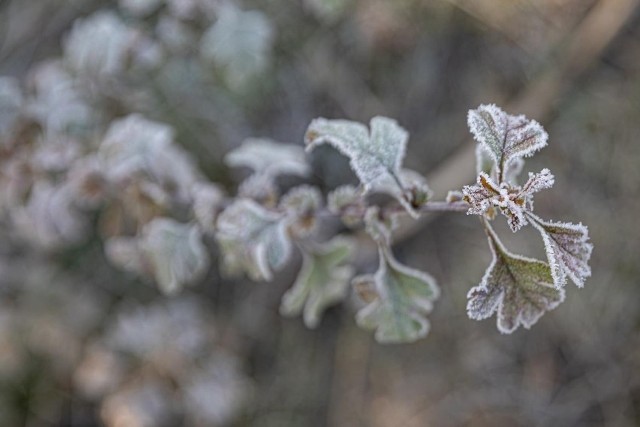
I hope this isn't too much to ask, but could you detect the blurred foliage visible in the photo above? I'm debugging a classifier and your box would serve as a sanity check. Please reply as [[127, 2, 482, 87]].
[[0, 0, 639, 426]]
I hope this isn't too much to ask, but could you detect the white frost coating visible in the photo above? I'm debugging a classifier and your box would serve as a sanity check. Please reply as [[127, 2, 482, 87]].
[[200, 5, 274, 88], [139, 218, 210, 295], [467, 104, 548, 180], [225, 138, 309, 178], [355, 245, 439, 344], [279, 185, 323, 237], [306, 116, 426, 217], [527, 213, 593, 289], [466, 222, 565, 334], [191, 182, 225, 232], [216, 199, 291, 281], [280, 237, 355, 328], [463, 168, 555, 232]]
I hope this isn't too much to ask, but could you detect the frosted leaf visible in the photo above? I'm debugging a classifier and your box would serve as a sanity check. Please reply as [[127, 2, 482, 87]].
[[225, 138, 309, 179], [237, 173, 279, 206], [138, 218, 209, 294], [27, 61, 93, 134], [67, 155, 108, 208], [528, 213, 593, 288], [279, 185, 322, 237], [184, 354, 251, 426], [463, 169, 554, 232], [12, 182, 89, 249], [106, 298, 208, 368], [119, 0, 163, 17], [280, 237, 354, 328], [64, 12, 136, 76], [355, 245, 439, 344], [446, 190, 464, 203], [467, 223, 565, 334], [99, 114, 199, 197], [372, 169, 432, 217], [191, 182, 225, 232], [0, 77, 23, 142], [327, 185, 365, 227], [467, 104, 548, 181], [306, 116, 423, 217], [216, 199, 291, 281], [200, 5, 274, 88]]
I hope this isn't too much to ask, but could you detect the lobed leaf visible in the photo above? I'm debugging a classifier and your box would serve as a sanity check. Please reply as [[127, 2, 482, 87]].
[[467, 222, 564, 333], [305, 116, 425, 218], [216, 199, 291, 281], [280, 237, 355, 328], [528, 213, 593, 288], [467, 104, 548, 181], [354, 246, 439, 344]]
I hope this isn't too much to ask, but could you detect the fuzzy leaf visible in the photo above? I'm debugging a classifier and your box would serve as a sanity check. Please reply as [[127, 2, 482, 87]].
[[528, 213, 593, 288], [327, 185, 365, 227], [225, 138, 309, 178], [355, 246, 439, 343], [467, 223, 565, 333], [139, 219, 209, 295], [279, 185, 322, 237], [216, 199, 291, 281], [468, 104, 548, 180], [280, 237, 354, 328], [306, 116, 424, 217]]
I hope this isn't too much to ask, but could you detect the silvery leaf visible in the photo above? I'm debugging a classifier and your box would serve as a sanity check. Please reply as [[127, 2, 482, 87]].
[[225, 138, 309, 179]]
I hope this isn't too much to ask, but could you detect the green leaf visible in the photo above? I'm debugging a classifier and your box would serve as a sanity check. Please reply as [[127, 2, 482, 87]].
[[467, 104, 548, 181], [305, 116, 425, 218], [216, 199, 291, 281], [280, 237, 355, 328], [528, 213, 593, 288], [467, 222, 565, 333], [354, 246, 439, 344]]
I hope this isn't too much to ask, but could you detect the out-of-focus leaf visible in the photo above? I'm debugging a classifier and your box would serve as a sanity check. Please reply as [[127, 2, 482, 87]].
[[190, 182, 225, 232], [225, 138, 309, 179], [306, 116, 425, 217], [467, 104, 548, 181], [200, 5, 274, 88], [327, 184, 365, 227], [280, 237, 354, 328], [528, 213, 593, 288], [354, 245, 439, 344], [279, 185, 322, 237], [467, 221, 565, 334], [216, 199, 291, 281]]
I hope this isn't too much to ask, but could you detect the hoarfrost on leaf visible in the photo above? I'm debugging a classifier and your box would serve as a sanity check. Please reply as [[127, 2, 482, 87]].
[[306, 116, 425, 217], [354, 245, 439, 344], [327, 185, 365, 227], [224, 138, 309, 179], [216, 199, 291, 281], [138, 218, 209, 295], [280, 237, 354, 328], [190, 182, 225, 232], [200, 5, 274, 88], [467, 222, 565, 334], [462, 169, 554, 232], [467, 104, 548, 181], [528, 213, 593, 288]]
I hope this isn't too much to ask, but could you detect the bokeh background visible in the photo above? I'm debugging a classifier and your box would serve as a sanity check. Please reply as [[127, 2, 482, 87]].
[[1, 0, 639, 426]]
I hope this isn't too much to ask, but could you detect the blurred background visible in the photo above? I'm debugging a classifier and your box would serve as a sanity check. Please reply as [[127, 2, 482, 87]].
[[1, 0, 640, 426]]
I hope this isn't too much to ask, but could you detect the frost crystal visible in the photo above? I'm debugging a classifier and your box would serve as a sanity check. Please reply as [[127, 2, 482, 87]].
[[306, 116, 426, 217], [280, 237, 354, 328], [468, 104, 548, 181], [467, 222, 565, 334], [528, 213, 593, 288], [354, 246, 439, 344], [216, 199, 291, 281], [462, 169, 554, 232]]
